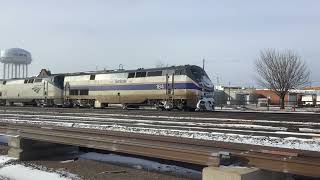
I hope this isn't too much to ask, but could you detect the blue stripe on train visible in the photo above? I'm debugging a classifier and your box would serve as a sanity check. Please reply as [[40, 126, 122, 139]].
[[70, 83, 202, 91]]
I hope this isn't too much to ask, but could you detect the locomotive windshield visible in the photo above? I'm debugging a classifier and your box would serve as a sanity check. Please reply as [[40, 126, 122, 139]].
[[187, 66, 213, 89], [53, 75, 65, 89]]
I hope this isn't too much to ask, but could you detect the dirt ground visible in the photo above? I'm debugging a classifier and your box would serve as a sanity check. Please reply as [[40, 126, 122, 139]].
[[0, 144, 195, 180]]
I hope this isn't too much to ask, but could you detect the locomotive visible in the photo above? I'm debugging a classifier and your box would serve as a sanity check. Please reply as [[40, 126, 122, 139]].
[[0, 65, 214, 111]]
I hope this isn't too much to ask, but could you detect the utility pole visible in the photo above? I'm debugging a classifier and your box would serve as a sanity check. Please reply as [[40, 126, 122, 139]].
[[202, 59, 205, 70], [228, 81, 231, 103]]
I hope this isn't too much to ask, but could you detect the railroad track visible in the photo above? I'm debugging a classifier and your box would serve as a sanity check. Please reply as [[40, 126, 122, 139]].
[[1, 106, 320, 121], [1, 107, 320, 177], [1, 108, 320, 135]]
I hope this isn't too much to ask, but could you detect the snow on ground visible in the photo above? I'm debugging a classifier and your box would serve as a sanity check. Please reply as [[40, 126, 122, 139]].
[[0, 113, 289, 131], [299, 128, 320, 133], [1, 113, 320, 151], [0, 156, 15, 165], [1, 117, 320, 151], [75, 123, 320, 152], [80, 152, 201, 179], [0, 155, 79, 180], [1, 111, 320, 127], [0, 165, 78, 180]]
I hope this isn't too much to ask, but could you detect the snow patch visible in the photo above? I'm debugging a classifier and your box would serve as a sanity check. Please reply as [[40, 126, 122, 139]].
[[299, 128, 320, 133], [0, 155, 79, 180], [80, 152, 201, 178], [0, 164, 75, 180], [0, 156, 15, 165]]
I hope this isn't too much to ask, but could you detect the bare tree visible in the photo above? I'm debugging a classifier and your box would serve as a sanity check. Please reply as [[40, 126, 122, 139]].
[[255, 49, 310, 109]]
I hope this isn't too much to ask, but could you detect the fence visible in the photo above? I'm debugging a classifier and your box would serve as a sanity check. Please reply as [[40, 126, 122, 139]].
[[215, 99, 320, 111]]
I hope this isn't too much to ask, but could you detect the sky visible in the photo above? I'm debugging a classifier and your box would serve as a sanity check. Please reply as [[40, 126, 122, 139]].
[[0, 0, 319, 87]]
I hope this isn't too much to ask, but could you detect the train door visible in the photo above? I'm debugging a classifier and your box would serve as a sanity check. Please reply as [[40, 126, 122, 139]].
[[165, 73, 175, 96], [164, 73, 175, 109], [43, 81, 48, 104]]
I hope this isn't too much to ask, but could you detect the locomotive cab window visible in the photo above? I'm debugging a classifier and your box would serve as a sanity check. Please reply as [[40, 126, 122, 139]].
[[128, 72, 135, 78], [90, 75, 95, 80], [0, 92, 2, 96], [2, 81, 6, 85], [24, 79, 28, 84], [135, 71, 146, 78]]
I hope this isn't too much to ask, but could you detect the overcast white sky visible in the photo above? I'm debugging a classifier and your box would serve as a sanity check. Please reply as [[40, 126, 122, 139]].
[[0, 0, 319, 86]]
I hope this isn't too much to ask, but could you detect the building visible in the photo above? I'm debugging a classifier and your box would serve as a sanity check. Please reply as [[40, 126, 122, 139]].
[[214, 86, 256, 105], [253, 89, 299, 105]]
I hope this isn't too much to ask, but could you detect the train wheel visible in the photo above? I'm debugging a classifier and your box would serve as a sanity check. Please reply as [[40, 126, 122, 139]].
[[122, 104, 128, 110]]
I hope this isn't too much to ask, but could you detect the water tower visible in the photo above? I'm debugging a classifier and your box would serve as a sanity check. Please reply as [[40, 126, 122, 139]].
[[0, 48, 32, 79]]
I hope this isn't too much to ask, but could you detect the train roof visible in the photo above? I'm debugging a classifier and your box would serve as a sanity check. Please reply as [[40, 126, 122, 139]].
[[51, 64, 198, 77]]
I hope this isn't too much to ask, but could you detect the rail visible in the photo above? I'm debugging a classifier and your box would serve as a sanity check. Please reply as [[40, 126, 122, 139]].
[[0, 121, 320, 177]]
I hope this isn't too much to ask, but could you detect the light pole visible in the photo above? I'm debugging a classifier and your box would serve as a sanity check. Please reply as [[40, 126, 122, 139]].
[[202, 59, 205, 70], [228, 81, 231, 102]]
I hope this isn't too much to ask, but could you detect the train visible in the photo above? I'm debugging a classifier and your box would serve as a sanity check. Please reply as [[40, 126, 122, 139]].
[[0, 65, 215, 111]]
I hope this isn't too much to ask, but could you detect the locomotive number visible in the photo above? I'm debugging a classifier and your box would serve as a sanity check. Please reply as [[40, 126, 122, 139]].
[[156, 84, 164, 89]]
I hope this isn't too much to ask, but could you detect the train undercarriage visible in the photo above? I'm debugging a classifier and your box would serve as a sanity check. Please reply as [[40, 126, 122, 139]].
[[0, 97, 214, 111]]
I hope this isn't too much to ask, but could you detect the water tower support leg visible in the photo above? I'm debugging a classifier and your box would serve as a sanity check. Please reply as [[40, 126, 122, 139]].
[[15, 64, 17, 78], [23, 64, 25, 78], [18, 64, 21, 78], [7, 64, 9, 79], [3, 63, 6, 79], [11, 64, 13, 78]]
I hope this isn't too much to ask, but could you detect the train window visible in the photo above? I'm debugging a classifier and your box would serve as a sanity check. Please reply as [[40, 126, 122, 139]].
[[79, 89, 89, 95], [128, 72, 135, 78], [24, 79, 28, 84], [90, 75, 95, 80], [147, 71, 162, 77], [136, 71, 146, 78], [34, 79, 42, 83], [175, 69, 185, 75], [69, 89, 79, 95], [27, 79, 34, 83], [0, 92, 2, 96], [3, 81, 6, 85]]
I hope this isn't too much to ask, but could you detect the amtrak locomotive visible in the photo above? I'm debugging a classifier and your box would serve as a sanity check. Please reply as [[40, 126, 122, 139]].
[[0, 65, 214, 111]]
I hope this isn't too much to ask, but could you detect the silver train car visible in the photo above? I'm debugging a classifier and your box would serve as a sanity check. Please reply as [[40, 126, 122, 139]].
[[0, 65, 214, 111], [0, 75, 64, 106]]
